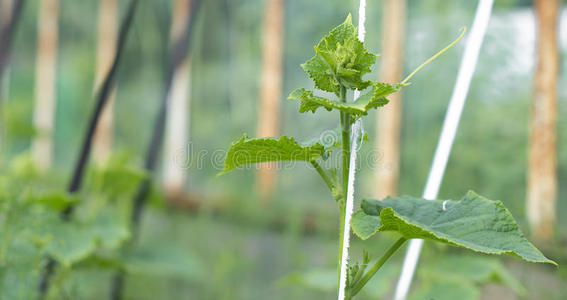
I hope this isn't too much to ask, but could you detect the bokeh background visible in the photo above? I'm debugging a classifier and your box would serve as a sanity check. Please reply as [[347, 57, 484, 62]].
[[1, 0, 566, 299]]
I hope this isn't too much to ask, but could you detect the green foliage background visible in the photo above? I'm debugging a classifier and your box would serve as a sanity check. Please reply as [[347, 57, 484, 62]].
[[1, 0, 566, 299]]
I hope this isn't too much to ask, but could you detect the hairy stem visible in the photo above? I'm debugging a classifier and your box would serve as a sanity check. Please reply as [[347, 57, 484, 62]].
[[348, 237, 407, 298], [337, 84, 350, 284]]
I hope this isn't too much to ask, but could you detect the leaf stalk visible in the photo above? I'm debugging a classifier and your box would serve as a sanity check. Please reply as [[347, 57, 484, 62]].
[[311, 160, 339, 199], [347, 237, 407, 298]]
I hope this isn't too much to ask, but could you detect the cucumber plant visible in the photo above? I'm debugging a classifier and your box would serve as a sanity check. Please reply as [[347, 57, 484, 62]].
[[0, 154, 202, 299], [220, 15, 555, 299]]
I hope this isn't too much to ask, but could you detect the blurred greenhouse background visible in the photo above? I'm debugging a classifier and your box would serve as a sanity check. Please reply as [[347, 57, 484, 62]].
[[1, 0, 566, 299]]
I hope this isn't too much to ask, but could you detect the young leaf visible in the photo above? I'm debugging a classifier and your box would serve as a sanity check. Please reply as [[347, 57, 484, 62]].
[[33, 209, 129, 267], [288, 82, 401, 116], [43, 223, 98, 267], [93, 162, 147, 198], [302, 54, 340, 95], [351, 191, 555, 265], [301, 14, 377, 95], [219, 135, 327, 175], [90, 209, 130, 249], [31, 191, 78, 212]]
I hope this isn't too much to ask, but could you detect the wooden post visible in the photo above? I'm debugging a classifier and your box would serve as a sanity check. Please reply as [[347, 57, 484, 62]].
[[256, 0, 284, 202], [374, 0, 406, 199], [0, 0, 12, 100], [0, 0, 12, 34], [32, 0, 59, 171], [92, 0, 117, 164], [163, 0, 191, 199], [527, 0, 559, 242]]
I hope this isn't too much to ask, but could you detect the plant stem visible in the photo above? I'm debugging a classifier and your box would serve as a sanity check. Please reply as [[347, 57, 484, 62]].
[[339, 86, 350, 199], [348, 237, 407, 298], [311, 160, 337, 198], [337, 84, 350, 283]]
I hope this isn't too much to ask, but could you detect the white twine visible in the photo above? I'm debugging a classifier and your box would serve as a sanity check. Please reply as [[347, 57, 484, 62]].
[[393, 0, 494, 299], [337, 1, 366, 299]]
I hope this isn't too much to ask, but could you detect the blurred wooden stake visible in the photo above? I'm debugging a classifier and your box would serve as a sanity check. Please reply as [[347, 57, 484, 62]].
[[0, 0, 13, 100], [374, 0, 406, 199], [32, 0, 59, 171], [92, 0, 118, 164], [163, 0, 191, 199], [256, 0, 285, 203], [527, 0, 559, 242], [0, 0, 12, 38]]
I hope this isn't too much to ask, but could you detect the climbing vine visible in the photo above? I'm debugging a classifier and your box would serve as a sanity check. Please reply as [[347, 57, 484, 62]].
[[220, 15, 554, 299]]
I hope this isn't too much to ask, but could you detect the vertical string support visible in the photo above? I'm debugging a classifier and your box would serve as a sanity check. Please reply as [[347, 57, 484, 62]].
[[338, 1, 366, 299], [393, 0, 494, 299]]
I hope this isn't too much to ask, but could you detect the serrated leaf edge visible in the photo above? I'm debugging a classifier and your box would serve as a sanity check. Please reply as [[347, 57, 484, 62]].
[[352, 191, 557, 265]]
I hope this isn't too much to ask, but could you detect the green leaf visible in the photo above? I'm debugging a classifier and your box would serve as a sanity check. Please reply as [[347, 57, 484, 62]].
[[351, 191, 555, 265], [356, 82, 402, 110], [9, 154, 40, 181], [351, 210, 381, 240], [37, 209, 130, 267], [90, 209, 130, 249], [219, 135, 326, 175], [288, 82, 401, 115], [301, 14, 377, 94], [302, 54, 339, 95], [44, 223, 98, 267], [30, 191, 77, 212], [88, 153, 147, 198]]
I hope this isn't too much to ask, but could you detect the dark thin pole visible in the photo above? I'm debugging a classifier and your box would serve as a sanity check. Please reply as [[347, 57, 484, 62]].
[[64, 0, 139, 214], [39, 0, 140, 296], [110, 1, 202, 299], [132, 0, 202, 232], [152, 0, 170, 75], [0, 0, 25, 96]]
